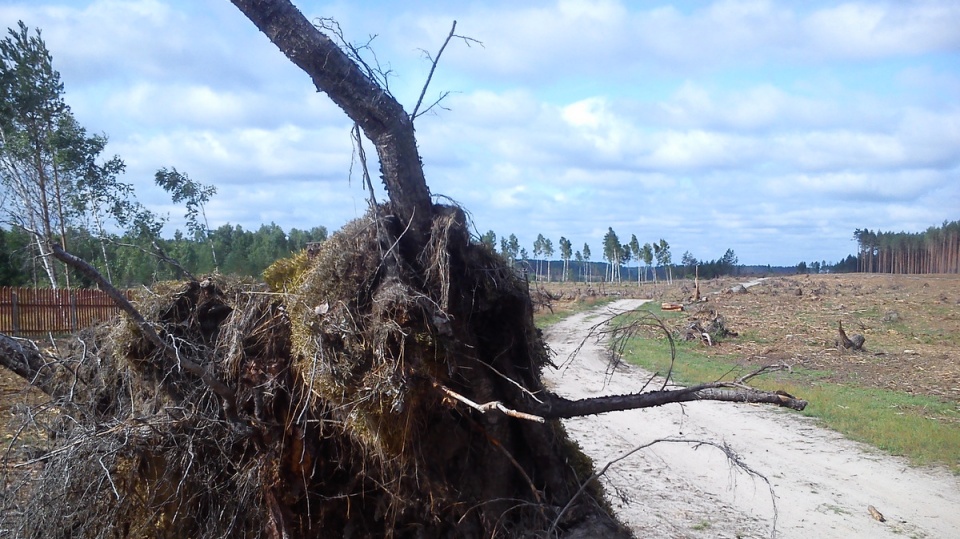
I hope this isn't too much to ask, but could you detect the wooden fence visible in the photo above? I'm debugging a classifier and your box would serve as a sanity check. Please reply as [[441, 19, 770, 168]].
[[0, 287, 130, 337]]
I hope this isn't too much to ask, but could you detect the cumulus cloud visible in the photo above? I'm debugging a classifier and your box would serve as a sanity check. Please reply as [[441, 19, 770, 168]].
[[405, 0, 960, 84]]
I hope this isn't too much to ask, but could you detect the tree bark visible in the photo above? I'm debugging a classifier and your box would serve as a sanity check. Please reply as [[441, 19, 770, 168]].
[[538, 384, 807, 419], [228, 0, 433, 246]]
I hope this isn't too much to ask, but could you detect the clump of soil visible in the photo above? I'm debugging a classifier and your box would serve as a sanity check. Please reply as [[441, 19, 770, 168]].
[[681, 309, 738, 345]]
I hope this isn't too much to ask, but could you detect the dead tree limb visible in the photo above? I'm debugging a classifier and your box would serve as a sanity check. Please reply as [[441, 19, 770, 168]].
[[434, 381, 545, 423], [550, 307, 807, 418], [410, 21, 480, 120], [536, 382, 807, 419], [411, 20, 457, 120], [229, 0, 433, 245]]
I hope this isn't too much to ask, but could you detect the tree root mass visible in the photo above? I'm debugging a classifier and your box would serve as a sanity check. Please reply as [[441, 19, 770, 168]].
[[1, 208, 632, 538]]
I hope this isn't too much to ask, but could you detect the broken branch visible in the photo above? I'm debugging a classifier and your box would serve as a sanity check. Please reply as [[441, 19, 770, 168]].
[[434, 381, 545, 423]]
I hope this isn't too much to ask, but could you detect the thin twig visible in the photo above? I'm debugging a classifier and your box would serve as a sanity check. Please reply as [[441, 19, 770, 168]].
[[411, 21, 482, 120], [352, 123, 378, 210], [412, 21, 457, 120], [736, 363, 791, 385]]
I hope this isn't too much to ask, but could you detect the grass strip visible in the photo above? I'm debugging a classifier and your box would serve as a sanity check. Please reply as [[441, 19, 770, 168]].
[[619, 328, 960, 472]]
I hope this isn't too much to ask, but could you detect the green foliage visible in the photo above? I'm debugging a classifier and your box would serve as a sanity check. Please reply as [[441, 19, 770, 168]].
[[0, 227, 31, 285], [1, 22, 159, 287], [155, 167, 218, 266], [559, 236, 572, 280], [499, 233, 519, 265], [0, 222, 328, 287], [479, 229, 496, 251], [154, 168, 216, 241], [680, 248, 740, 279], [602, 227, 624, 282]]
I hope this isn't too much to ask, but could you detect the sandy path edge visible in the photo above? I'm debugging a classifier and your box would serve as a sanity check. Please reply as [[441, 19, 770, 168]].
[[542, 299, 960, 539]]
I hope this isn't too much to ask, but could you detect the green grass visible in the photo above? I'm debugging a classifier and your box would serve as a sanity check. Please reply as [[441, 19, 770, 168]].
[[618, 325, 960, 472], [691, 520, 711, 531]]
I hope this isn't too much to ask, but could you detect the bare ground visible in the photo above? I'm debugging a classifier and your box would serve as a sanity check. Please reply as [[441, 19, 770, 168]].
[[545, 273, 960, 401], [543, 298, 960, 539]]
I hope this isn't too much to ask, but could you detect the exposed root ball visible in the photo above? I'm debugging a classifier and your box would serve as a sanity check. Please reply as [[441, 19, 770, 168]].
[[1, 205, 626, 538]]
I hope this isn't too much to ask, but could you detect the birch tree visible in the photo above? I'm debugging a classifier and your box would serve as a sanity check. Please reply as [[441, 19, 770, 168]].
[[629, 234, 641, 286], [559, 236, 572, 282]]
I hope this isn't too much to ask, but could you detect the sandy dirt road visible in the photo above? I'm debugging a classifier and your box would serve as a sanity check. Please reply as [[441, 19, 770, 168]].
[[542, 299, 960, 539]]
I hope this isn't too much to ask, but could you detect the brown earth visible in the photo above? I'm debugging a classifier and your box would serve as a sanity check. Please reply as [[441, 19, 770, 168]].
[[537, 272, 960, 404]]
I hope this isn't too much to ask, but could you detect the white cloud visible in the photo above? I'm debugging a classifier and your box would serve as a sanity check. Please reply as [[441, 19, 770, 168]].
[[763, 170, 950, 202], [804, 1, 960, 59], [404, 0, 960, 86], [658, 82, 839, 131]]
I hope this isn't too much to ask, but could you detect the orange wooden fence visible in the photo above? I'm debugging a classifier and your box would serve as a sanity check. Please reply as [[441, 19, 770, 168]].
[[0, 287, 130, 337]]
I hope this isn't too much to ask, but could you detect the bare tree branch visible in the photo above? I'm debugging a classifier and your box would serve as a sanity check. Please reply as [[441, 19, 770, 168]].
[[550, 437, 779, 539], [434, 381, 545, 423], [411, 21, 456, 120], [543, 306, 808, 418], [536, 381, 806, 419]]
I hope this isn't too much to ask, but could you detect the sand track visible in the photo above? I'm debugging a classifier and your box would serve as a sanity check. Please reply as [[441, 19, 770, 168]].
[[543, 299, 960, 539]]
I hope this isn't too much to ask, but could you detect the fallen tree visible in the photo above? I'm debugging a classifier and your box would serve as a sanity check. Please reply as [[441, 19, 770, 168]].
[[0, 2, 807, 537]]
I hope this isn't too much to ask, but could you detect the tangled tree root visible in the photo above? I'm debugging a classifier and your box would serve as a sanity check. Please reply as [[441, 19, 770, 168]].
[[1, 205, 627, 538]]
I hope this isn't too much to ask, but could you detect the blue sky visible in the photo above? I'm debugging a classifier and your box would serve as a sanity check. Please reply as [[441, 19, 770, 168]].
[[2, 0, 958, 266]]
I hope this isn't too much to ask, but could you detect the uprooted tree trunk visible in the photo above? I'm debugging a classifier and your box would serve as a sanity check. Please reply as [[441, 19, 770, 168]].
[[0, 2, 807, 537]]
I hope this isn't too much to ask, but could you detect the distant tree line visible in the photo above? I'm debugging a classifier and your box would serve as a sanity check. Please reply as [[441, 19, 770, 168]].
[[0, 223, 327, 288], [478, 225, 894, 283], [479, 228, 749, 284], [853, 221, 960, 274]]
